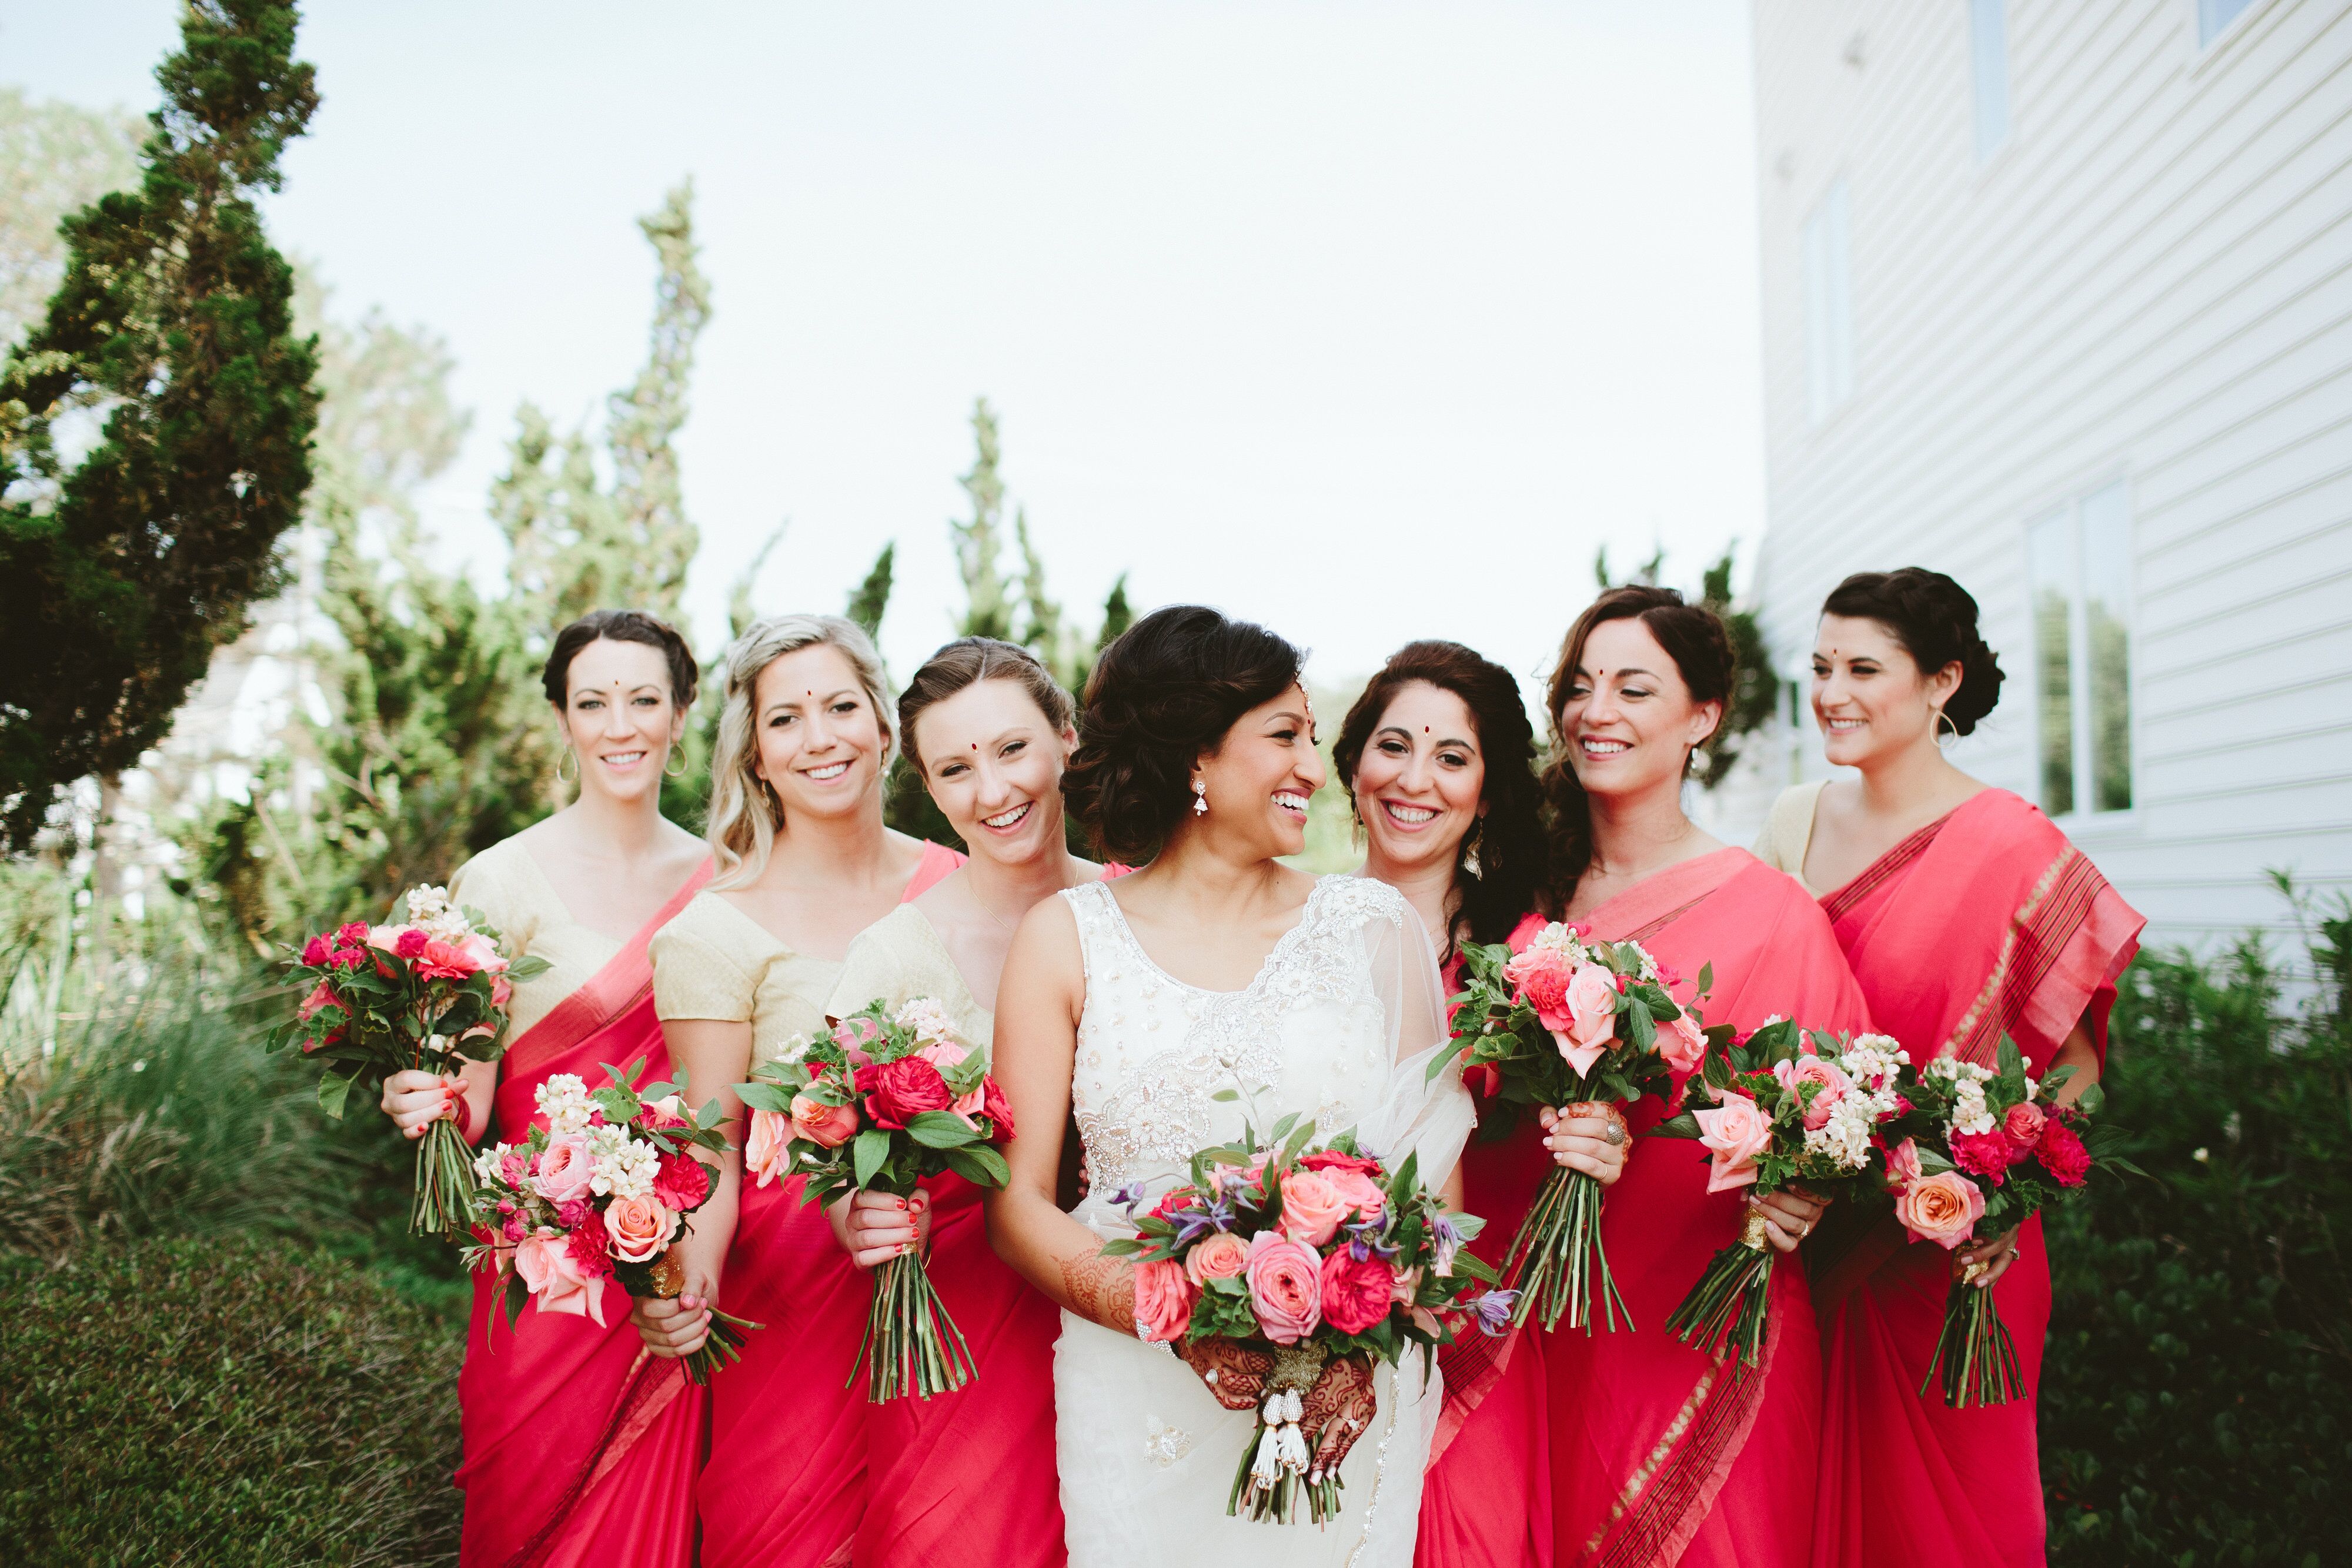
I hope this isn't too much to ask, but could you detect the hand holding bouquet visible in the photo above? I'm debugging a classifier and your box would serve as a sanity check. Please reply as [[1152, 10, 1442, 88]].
[[736, 998, 1015, 1402], [1879, 1039, 2140, 1406], [464, 1061, 760, 1384], [1653, 1024, 1910, 1364], [1101, 1111, 1512, 1526], [1435, 922, 1708, 1331], [273, 885, 549, 1236]]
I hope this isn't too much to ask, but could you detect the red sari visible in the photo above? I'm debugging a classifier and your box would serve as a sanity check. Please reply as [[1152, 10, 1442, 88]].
[[456, 860, 713, 1568], [1424, 850, 1872, 1568], [1809, 790, 2141, 1568], [699, 841, 965, 1568]]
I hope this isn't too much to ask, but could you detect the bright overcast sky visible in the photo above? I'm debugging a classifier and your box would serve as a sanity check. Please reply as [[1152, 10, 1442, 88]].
[[4, 1, 1765, 694]]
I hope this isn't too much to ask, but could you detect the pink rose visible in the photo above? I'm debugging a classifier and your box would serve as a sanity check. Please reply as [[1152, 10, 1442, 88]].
[[640, 1094, 689, 1131], [1774, 1053, 1852, 1131], [1885, 1136, 1924, 1193], [1690, 1091, 1773, 1193], [2003, 1102, 2047, 1149], [831, 1015, 886, 1066], [603, 1193, 680, 1263], [1895, 1170, 1985, 1250], [1279, 1169, 1352, 1248], [1389, 1264, 1422, 1305], [744, 1108, 791, 1186], [295, 981, 339, 1022], [1504, 947, 1622, 1077], [1319, 1248, 1395, 1335], [652, 1150, 711, 1212], [300, 935, 330, 968], [1244, 1232, 1324, 1345], [498, 1146, 532, 1190], [2037, 1120, 2092, 1186], [917, 1038, 970, 1071], [1132, 1258, 1198, 1343], [790, 1093, 860, 1148], [514, 1229, 607, 1325], [1659, 1012, 1708, 1075], [460, 932, 505, 973], [393, 928, 428, 959], [527, 1135, 597, 1206], [490, 974, 514, 1009], [333, 921, 372, 949], [1325, 1169, 1387, 1224], [1184, 1229, 1250, 1287]]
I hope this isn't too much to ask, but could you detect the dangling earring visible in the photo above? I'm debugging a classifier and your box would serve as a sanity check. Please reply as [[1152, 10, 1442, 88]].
[[664, 744, 687, 778], [1461, 820, 1484, 880], [557, 747, 577, 783], [1192, 778, 1209, 817], [1934, 707, 1959, 747]]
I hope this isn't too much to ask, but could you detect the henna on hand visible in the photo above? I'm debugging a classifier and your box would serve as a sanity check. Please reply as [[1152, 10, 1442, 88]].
[[1301, 1353, 1378, 1476], [1059, 1251, 1138, 1336], [1177, 1338, 1276, 1411]]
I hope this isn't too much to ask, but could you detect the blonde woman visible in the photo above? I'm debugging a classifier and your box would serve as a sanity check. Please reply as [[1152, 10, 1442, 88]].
[[634, 613, 960, 1568]]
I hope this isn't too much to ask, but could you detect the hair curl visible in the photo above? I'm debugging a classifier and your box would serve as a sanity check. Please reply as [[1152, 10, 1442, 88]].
[[1820, 568, 2005, 735], [1333, 640, 1547, 960], [541, 608, 699, 709], [898, 637, 1077, 775], [1061, 605, 1305, 865], [1540, 586, 1734, 903]]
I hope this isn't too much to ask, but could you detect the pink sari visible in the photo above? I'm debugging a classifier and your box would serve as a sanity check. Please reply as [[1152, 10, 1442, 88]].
[[1810, 790, 2141, 1568], [456, 860, 713, 1568], [699, 841, 965, 1568], [1426, 850, 1872, 1568]]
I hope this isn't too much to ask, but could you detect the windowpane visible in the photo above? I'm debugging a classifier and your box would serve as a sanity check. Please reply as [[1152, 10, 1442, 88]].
[[1971, 0, 2009, 160], [1802, 179, 1855, 423], [2200, 0, 2256, 48], [2028, 510, 2076, 817], [2082, 482, 2133, 812]]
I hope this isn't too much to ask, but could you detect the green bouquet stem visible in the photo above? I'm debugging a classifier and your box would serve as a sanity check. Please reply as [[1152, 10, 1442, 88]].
[[1503, 1164, 1628, 1333], [1922, 1274, 2026, 1408], [1665, 1206, 1775, 1366], [854, 1248, 976, 1402], [412, 1117, 479, 1239], [682, 1310, 762, 1387]]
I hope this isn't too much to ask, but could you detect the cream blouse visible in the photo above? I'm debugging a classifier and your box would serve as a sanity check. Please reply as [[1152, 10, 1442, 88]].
[[649, 891, 841, 1066], [824, 904, 991, 1048], [447, 835, 620, 1041], [1753, 779, 1829, 898]]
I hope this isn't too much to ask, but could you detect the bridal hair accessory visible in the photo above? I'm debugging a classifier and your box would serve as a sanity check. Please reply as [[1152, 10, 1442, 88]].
[[1193, 778, 1209, 817]]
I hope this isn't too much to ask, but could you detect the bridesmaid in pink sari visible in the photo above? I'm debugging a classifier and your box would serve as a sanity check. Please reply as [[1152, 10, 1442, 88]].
[[1324, 640, 1628, 1568], [1754, 570, 2143, 1568], [633, 613, 961, 1568], [1518, 587, 1870, 1568], [379, 609, 714, 1568]]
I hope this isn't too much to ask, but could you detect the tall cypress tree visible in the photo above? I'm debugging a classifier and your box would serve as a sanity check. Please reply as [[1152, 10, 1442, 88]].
[[0, 1, 319, 852]]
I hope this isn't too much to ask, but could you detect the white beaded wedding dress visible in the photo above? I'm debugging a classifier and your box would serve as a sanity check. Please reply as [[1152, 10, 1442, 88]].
[[1053, 875, 1475, 1567]]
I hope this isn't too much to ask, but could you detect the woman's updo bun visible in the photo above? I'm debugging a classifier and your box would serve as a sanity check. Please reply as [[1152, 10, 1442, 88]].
[[1062, 605, 1305, 864], [1822, 567, 2004, 734], [542, 607, 700, 709]]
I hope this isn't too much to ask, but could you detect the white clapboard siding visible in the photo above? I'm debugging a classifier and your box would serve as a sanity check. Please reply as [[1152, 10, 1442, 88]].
[[1748, 0, 2352, 959]]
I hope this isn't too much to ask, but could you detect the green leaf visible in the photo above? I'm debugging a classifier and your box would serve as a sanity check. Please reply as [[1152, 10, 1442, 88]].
[[503, 1270, 530, 1332], [316, 1069, 358, 1121], [851, 1129, 891, 1188], [1622, 1000, 1656, 1053], [1653, 1109, 1703, 1140], [906, 1111, 981, 1148], [1697, 961, 1713, 995], [941, 1142, 1011, 1188], [736, 1082, 797, 1114]]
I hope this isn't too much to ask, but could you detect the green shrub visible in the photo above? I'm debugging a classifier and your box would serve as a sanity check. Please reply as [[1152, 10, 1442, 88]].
[[2042, 894, 2352, 1567], [0, 1232, 463, 1566]]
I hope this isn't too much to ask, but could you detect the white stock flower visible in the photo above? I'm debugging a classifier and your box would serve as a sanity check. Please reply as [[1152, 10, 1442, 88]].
[[592, 1134, 662, 1200], [473, 1141, 513, 1186], [536, 1074, 596, 1136], [893, 998, 958, 1045]]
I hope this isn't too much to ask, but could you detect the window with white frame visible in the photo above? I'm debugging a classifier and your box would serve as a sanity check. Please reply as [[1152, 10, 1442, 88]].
[[1970, 0, 2010, 161], [1801, 178, 1855, 423], [2199, 0, 2257, 48], [2026, 480, 2134, 818]]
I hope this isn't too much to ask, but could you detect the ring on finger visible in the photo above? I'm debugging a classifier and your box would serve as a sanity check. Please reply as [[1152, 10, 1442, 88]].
[[1602, 1117, 1627, 1147]]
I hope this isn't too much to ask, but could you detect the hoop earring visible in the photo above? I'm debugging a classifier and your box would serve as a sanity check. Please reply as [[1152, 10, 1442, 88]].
[[1935, 708, 1960, 747], [664, 745, 687, 778], [557, 747, 577, 783], [1192, 778, 1209, 817]]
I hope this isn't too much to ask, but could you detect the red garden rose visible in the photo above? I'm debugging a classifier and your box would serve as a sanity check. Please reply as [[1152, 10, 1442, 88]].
[[980, 1076, 1017, 1140], [1318, 1247, 1396, 1335], [1151, 1184, 1202, 1221], [2037, 1120, 2092, 1186], [856, 1057, 954, 1129], [301, 935, 331, 967], [1298, 1149, 1384, 1179], [2002, 1101, 2047, 1149], [653, 1150, 712, 1211], [333, 921, 372, 948]]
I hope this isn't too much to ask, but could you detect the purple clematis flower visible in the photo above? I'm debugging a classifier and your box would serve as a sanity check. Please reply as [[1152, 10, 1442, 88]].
[[1471, 1290, 1520, 1336]]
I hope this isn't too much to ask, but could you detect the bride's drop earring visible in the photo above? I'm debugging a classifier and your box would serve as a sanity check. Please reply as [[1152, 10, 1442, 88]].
[[1462, 821, 1483, 880], [1934, 707, 1959, 747], [1192, 778, 1208, 817]]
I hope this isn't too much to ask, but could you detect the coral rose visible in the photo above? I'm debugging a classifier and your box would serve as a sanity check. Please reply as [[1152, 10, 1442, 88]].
[[514, 1229, 606, 1325], [2037, 1120, 2092, 1186], [1279, 1169, 1352, 1248], [1184, 1230, 1250, 1287], [652, 1150, 711, 1212], [1319, 1248, 1395, 1335], [744, 1108, 792, 1186], [1885, 1136, 1924, 1193], [603, 1193, 680, 1263], [527, 1134, 597, 1206], [1325, 1168, 1387, 1224], [2003, 1101, 2047, 1149], [790, 1093, 860, 1148], [1690, 1091, 1773, 1193], [856, 1057, 953, 1129], [1132, 1258, 1197, 1343], [1659, 1011, 1708, 1075], [1895, 1169, 1985, 1250], [1244, 1232, 1323, 1345]]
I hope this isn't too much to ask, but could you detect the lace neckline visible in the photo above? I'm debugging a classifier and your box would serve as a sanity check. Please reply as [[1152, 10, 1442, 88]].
[[1085, 875, 1337, 998]]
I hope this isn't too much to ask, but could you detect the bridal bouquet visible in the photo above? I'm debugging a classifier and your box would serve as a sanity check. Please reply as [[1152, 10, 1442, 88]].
[[272, 885, 548, 1236], [1432, 921, 1708, 1332], [1652, 1023, 1909, 1365], [737, 998, 1015, 1402], [1100, 1112, 1511, 1526], [1879, 1040, 2140, 1407], [463, 1062, 759, 1384]]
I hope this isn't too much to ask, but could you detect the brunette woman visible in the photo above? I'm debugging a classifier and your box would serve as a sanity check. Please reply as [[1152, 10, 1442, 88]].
[[378, 609, 713, 1568], [1328, 640, 1627, 1566], [823, 637, 1125, 1568], [1753, 569, 2141, 1568], [1528, 586, 1871, 1568], [632, 614, 961, 1568]]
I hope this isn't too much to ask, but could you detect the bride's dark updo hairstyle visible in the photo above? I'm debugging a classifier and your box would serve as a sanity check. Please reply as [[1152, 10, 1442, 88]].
[[1333, 640, 1549, 959], [541, 607, 700, 708], [1062, 604, 1306, 865], [1540, 585, 1734, 904], [1820, 567, 2005, 735]]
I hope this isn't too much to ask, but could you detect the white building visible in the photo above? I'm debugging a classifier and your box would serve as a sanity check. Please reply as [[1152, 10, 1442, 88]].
[[1748, 0, 2352, 956]]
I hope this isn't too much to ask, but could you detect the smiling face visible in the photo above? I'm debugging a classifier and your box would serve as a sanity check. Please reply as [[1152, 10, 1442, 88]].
[[1350, 680, 1485, 878], [911, 676, 1076, 868], [557, 638, 687, 806], [1192, 682, 1326, 861], [1555, 616, 1722, 803], [1811, 612, 1960, 770], [750, 642, 891, 824]]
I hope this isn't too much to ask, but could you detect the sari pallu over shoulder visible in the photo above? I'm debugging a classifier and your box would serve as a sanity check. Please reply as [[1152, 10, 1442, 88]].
[[457, 858, 713, 1568], [1810, 790, 2143, 1568]]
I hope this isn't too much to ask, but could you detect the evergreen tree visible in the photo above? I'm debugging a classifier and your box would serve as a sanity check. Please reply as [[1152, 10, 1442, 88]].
[[0, 0, 319, 852], [0, 89, 142, 348], [950, 398, 1015, 641], [846, 541, 896, 640]]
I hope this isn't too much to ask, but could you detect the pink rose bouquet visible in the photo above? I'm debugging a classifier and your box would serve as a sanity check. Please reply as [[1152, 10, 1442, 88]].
[[1434, 921, 1704, 1332], [1098, 1116, 1513, 1526], [1653, 1022, 1912, 1364], [1875, 1038, 2142, 1407], [463, 1060, 759, 1385], [273, 885, 550, 1237], [736, 997, 1015, 1402]]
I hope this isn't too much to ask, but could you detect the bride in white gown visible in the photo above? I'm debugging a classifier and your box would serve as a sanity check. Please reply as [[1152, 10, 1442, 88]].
[[989, 606, 1474, 1567]]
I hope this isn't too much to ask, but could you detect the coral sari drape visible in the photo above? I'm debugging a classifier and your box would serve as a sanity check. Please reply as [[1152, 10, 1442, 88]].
[[1422, 850, 1871, 1568], [1810, 789, 2141, 1568], [456, 860, 713, 1568]]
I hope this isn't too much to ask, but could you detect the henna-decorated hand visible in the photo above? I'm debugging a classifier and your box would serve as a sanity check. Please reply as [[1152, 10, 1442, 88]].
[[1300, 1352, 1378, 1479], [1177, 1337, 1276, 1411]]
